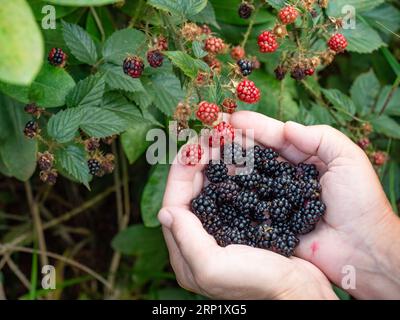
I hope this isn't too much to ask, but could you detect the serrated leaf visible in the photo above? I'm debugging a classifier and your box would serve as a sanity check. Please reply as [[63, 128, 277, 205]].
[[190, 1, 219, 28], [100, 63, 144, 92], [370, 115, 400, 139], [343, 20, 385, 53], [121, 122, 153, 164], [79, 107, 129, 138], [327, 0, 385, 17], [350, 69, 380, 115], [62, 20, 98, 65], [192, 41, 208, 59], [150, 73, 185, 115], [47, 108, 83, 143], [141, 164, 169, 227], [0, 0, 44, 85], [363, 4, 400, 37], [66, 74, 105, 108], [375, 86, 400, 116], [164, 51, 209, 79], [46, 0, 120, 7], [0, 95, 37, 181], [102, 29, 146, 65], [148, 0, 207, 17], [55, 144, 90, 188], [321, 88, 356, 119], [101, 92, 145, 123]]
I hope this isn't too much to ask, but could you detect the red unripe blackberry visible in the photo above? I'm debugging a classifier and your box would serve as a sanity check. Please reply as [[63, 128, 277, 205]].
[[204, 56, 221, 74], [230, 46, 246, 61], [236, 79, 260, 104], [257, 31, 278, 53], [24, 103, 42, 117], [48, 48, 67, 67], [238, 1, 254, 19], [305, 68, 315, 76], [209, 121, 235, 147], [357, 137, 370, 150], [180, 144, 203, 166], [373, 151, 387, 166], [123, 56, 144, 78], [328, 33, 348, 52], [204, 37, 225, 54], [147, 49, 164, 68], [196, 101, 220, 125], [222, 98, 238, 114], [24, 120, 39, 139], [154, 35, 168, 51], [278, 6, 299, 24]]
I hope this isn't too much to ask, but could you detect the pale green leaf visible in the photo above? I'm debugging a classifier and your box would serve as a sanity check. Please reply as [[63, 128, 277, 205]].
[[66, 74, 105, 108]]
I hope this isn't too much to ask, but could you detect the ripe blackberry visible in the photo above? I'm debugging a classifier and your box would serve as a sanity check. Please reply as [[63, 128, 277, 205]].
[[234, 169, 262, 190], [259, 158, 280, 176], [216, 180, 240, 203], [221, 142, 244, 165], [147, 49, 163, 68], [274, 66, 286, 81], [237, 59, 253, 76], [267, 198, 292, 222], [224, 227, 248, 245], [257, 31, 278, 53], [253, 201, 269, 221], [88, 158, 101, 175], [257, 176, 276, 199], [296, 163, 319, 179], [238, 1, 254, 19], [273, 175, 293, 198], [48, 48, 67, 67], [202, 183, 219, 201], [271, 230, 299, 257], [230, 215, 251, 230], [290, 200, 326, 235], [191, 195, 218, 218], [291, 65, 306, 81], [236, 79, 261, 104], [233, 190, 259, 215], [123, 56, 144, 78], [257, 225, 280, 249], [276, 161, 296, 177], [205, 161, 228, 183], [302, 179, 321, 199], [219, 204, 238, 223], [285, 180, 306, 207], [24, 120, 39, 138]]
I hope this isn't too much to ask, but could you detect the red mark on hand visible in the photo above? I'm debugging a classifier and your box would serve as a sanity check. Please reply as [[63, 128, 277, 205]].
[[310, 241, 319, 256]]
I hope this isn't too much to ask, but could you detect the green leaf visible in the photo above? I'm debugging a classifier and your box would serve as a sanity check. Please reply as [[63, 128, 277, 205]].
[[66, 74, 105, 108], [350, 69, 380, 115], [343, 20, 385, 53], [45, 0, 120, 6], [190, 1, 219, 28], [150, 73, 185, 115], [0, 0, 44, 85], [79, 107, 129, 138], [55, 144, 90, 188], [102, 29, 146, 65], [321, 88, 356, 119], [47, 108, 82, 143], [29, 0, 77, 20], [0, 95, 37, 181], [148, 0, 207, 17], [164, 51, 209, 79], [370, 115, 400, 139], [192, 41, 208, 59], [112, 225, 166, 255], [327, 0, 385, 16], [121, 123, 153, 164], [101, 92, 145, 123], [62, 21, 98, 65], [141, 164, 169, 227], [363, 4, 400, 38], [100, 63, 144, 93], [375, 86, 400, 116]]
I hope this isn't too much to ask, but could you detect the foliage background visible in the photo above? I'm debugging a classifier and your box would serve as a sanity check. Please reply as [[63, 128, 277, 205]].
[[0, 0, 399, 300]]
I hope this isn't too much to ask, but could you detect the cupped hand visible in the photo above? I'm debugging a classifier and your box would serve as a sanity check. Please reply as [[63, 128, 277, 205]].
[[158, 113, 339, 300]]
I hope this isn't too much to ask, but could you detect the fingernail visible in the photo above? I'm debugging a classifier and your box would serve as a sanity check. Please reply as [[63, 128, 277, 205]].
[[158, 208, 173, 229]]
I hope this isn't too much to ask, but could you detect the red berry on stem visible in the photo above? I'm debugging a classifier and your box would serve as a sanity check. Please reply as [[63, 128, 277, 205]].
[[204, 37, 225, 54], [257, 31, 279, 53], [357, 138, 370, 150], [230, 46, 246, 61], [154, 35, 168, 51], [147, 49, 164, 68], [305, 68, 315, 76], [328, 33, 348, 52], [373, 151, 387, 166], [278, 6, 298, 25], [180, 144, 204, 166], [123, 56, 144, 78], [196, 101, 220, 125], [209, 121, 235, 147], [222, 98, 238, 114], [236, 79, 261, 104]]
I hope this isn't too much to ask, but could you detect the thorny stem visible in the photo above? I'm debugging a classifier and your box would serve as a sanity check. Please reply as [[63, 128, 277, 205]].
[[240, 5, 260, 48]]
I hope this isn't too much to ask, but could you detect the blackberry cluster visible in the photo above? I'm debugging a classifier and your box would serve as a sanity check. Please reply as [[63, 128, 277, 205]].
[[191, 144, 326, 257], [88, 158, 101, 175], [237, 59, 253, 76]]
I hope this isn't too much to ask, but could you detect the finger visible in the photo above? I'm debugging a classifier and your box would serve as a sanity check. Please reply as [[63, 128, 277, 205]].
[[158, 206, 218, 275], [162, 226, 199, 292], [284, 122, 363, 165], [230, 111, 310, 163]]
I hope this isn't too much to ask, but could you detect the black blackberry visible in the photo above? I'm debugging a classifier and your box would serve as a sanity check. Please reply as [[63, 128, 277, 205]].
[[48, 48, 67, 67], [273, 175, 292, 198], [274, 66, 286, 81], [88, 158, 101, 175], [285, 180, 306, 207], [296, 163, 319, 179], [233, 190, 259, 215], [275, 161, 296, 177], [238, 1, 254, 19], [272, 231, 299, 257], [191, 195, 218, 218], [230, 215, 251, 230], [253, 201, 269, 221], [221, 142, 244, 165], [256, 225, 280, 249], [205, 161, 228, 183], [290, 66, 306, 81], [123, 56, 144, 78], [302, 179, 321, 199], [147, 49, 164, 68], [219, 203, 238, 223], [202, 183, 218, 201], [23, 120, 39, 138], [267, 198, 292, 222], [237, 59, 253, 76], [290, 200, 326, 235], [244, 145, 265, 169], [224, 227, 248, 245], [234, 169, 262, 189], [259, 158, 280, 176], [257, 176, 276, 199], [216, 180, 240, 203]]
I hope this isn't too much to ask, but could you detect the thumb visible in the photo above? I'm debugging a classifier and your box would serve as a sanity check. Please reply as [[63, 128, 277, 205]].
[[284, 122, 363, 165]]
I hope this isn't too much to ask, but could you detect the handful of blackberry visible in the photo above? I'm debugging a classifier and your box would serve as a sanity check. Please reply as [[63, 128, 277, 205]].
[[191, 144, 326, 257]]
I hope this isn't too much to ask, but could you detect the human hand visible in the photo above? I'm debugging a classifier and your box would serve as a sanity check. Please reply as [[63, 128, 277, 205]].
[[158, 114, 338, 300], [230, 111, 400, 299]]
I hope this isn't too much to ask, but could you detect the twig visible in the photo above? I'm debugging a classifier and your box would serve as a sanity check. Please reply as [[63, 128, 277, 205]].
[[278, 79, 285, 120], [112, 142, 124, 229], [240, 5, 260, 48], [24, 181, 49, 267], [378, 76, 400, 116], [6, 257, 31, 290], [90, 7, 105, 42]]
